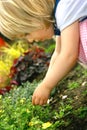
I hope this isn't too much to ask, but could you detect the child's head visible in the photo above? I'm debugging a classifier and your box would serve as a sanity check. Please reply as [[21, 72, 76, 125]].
[[0, 0, 55, 40]]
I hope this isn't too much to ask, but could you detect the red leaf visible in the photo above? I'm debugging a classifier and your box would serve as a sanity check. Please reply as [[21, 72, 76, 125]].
[[10, 80, 18, 85], [5, 86, 12, 91], [0, 37, 6, 47]]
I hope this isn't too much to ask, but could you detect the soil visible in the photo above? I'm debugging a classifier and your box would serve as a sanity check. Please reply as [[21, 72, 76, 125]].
[[50, 63, 87, 130]]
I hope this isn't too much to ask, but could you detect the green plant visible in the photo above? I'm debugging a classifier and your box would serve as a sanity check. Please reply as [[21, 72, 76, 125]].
[[0, 81, 55, 130], [73, 107, 87, 119], [0, 80, 87, 130], [68, 81, 80, 90], [82, 90, 87, 96]]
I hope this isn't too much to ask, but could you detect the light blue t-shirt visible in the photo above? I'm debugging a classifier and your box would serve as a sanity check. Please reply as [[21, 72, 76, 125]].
[[55, 0, 87, 31]]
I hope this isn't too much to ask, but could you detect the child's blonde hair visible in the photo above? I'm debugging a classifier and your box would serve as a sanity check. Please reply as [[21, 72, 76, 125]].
[[0, 0, 55, 39]]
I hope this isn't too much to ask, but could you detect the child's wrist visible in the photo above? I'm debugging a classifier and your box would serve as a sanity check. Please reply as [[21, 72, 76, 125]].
[[41, 80, 54, 92]]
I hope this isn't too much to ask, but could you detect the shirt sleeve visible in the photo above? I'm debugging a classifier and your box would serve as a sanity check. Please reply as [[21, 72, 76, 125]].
[[55, 0, 87, 31]]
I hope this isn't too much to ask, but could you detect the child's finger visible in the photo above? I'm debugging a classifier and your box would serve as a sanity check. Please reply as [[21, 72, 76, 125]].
[[44, 99, 48, 105], [39, 99, 44, 106], [32, 96, 40, 105]]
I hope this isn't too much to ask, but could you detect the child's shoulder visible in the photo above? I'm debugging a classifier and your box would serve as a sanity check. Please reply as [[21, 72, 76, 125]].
[[55, 0, 87, 31]]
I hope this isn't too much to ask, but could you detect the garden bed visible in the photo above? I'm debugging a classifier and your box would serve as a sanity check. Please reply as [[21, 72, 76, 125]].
[[0, 63, 87, 130]]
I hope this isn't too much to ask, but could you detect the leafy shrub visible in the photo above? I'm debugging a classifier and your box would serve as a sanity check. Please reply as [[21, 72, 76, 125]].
[[10, 46, 51, 85], [0, 44, 51, 94]]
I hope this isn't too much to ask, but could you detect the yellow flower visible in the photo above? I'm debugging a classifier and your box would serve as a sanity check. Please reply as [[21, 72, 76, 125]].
[[42, 122, 52, 129], [29, 121, 34, 126], [0, 61, 8, 72], [20, 98, 26, 104], [28, 119, 40, 126], [0, 95, 2, 99], [3, 48, 21, 59], [29, 120, 40, 126], [26, 109, 30, 113], [0, 109, 4, 113]]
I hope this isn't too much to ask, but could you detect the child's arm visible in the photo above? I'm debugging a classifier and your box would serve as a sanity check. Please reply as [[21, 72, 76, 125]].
[[32, 21, 79, 106], [47, 36, 61, 71]]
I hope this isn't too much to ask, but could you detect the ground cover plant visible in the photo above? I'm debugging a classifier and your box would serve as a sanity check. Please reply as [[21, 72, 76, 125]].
[[0, 64, 87, 130]]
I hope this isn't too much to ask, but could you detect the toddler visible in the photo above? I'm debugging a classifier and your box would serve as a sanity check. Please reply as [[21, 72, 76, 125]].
[[0, 0, 87, 105]]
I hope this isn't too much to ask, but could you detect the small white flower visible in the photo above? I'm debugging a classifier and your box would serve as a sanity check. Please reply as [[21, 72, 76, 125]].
[[82, 81, 87, 86], [62, 95, 67, 99]]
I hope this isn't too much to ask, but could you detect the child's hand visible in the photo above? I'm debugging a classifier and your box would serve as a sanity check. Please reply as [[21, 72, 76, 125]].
[[32, 83, 51, 106]]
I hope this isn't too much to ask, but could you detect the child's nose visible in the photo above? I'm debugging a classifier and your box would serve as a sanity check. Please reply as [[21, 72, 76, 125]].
[[26, 35, 34, 43]]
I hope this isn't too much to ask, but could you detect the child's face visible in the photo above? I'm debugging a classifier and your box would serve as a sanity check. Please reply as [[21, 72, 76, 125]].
[[21, 25, 54, 42]]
